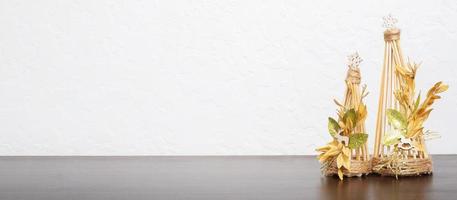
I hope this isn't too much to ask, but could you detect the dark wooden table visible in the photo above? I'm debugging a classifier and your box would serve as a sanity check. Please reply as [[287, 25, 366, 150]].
[[0, 155, 455, 200]]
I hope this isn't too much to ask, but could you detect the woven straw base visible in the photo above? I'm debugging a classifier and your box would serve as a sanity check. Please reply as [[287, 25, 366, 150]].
[[324, 159, 371, 177], [372, 157, 433, 176]]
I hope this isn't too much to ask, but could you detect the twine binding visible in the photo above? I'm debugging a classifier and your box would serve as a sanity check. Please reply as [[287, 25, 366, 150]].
[[384, 28, 401, 41], [324, 159, 372, 177], [372, 157, 432, 176], [346, 67, 361, 84]]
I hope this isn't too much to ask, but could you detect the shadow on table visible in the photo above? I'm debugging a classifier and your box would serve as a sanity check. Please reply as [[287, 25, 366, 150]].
[[319, 174, 433, 200]]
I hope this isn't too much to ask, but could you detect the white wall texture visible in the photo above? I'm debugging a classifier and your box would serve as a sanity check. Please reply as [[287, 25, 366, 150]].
[[0, 0, 456, 155]]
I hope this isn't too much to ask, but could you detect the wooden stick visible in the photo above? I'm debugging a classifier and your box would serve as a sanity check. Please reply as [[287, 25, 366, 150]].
[[394, 40, 406, 68], [382, 41, 393, 156], [374, 41, 389, 157]]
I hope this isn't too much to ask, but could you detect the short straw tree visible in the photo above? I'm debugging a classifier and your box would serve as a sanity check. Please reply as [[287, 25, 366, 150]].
[[317, 53, 371, 180]]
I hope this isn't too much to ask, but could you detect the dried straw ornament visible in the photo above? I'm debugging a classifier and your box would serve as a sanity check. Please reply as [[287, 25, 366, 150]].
[[372, 15, 448, 177], [316, 53, 371, 180]]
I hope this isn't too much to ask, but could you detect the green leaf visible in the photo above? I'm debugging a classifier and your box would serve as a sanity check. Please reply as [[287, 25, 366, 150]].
[[343, 109, 357, 125], [382, 131, 402, 146], [328, 117, 340, 137], [348, 133, 368, 149], [386, 109, 406, 130]]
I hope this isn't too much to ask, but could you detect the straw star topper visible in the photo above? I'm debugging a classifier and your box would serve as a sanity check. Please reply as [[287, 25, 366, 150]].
[[382, 14, 398, 30]]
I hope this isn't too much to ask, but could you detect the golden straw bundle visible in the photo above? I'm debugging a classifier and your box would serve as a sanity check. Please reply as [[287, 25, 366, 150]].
[[372, 15, 448, 177], [317, 53, 371, 180]]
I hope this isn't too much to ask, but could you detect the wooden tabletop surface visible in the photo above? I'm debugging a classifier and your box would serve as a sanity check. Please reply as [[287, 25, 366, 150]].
[[0, 155, 456, 200]]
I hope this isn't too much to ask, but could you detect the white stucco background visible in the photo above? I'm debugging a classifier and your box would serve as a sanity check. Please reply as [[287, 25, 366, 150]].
[[0, 0, 456, 155]]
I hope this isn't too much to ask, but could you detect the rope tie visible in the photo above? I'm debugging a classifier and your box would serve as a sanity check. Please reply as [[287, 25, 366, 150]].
[[346, 67, 361, 84], [384, 28, 401, 41]]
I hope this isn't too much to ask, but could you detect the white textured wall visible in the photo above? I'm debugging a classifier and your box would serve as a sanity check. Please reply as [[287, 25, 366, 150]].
[[0, 0, 456, 155]]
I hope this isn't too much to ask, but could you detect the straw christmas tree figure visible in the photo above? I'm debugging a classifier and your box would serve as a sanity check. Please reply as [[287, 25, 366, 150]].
[[316, 53, 371, 180], [372, 15, 448, 177]]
